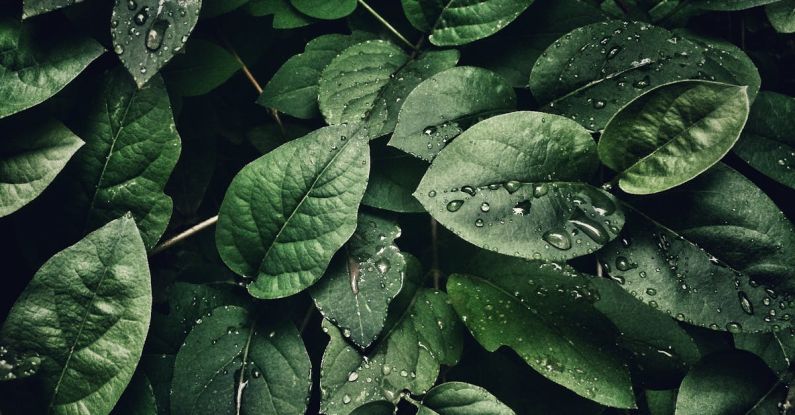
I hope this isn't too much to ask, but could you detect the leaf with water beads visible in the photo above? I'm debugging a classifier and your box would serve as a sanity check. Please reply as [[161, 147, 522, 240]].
[[446, 251, 635, 409], [112, 0, 202, 88], [389, 66, 517, 161], [22, 0, 85, 18], [415, 111, 624, 262], [311, 213, 409, 349], [414, 382, 515, 415], [171, 305, 311, 415]]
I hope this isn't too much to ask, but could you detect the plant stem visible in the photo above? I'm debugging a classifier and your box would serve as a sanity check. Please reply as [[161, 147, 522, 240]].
[[431, 217, 441, 289], [149, 215, 218, 256], [358, 0, 416, 50], [299, 303, 316, 334]]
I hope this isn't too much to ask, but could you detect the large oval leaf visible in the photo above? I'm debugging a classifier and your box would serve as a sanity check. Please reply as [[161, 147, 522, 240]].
[[0, 215, 151, 415], [401, 0, 535, 46], [766, 1, 795, 33], [447, 253, 635, 409], [389, 66, 517, 161], [734, 91, 795, 190], [598, 80, 750, 195], [0, 14, 103, 119], [318, 40, 459, 139], [111, 0, 202, 88], [415, 111, 623, 262], [171, 305, 311, 415], [216, 125, 369, 299], [529, 21, 750, 131], [0, 120, 83, 218], [692, 0, 780, 10], [310, 213, 408, 348]]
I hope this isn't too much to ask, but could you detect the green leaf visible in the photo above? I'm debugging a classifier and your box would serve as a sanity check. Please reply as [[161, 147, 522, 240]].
[[61, 69, 181, 250], [139, 354, 173, 415], [389, 66, 517, 161], [290, 0, 356, 19], [414, 111, 624, 262], [0, 120, 83, 218], [734, 91, 795, 190], [692, 0, 781, 11], [675, 351, 784, 415], [734, 331, 795, 375], [680, 31, 761, 102], [362, 140, 426, 213], [22, 0, 85, 18], [171, 305, 311, 415], [319, 278, 463, 414], [401, 0, 535, 46], [591, 278, 701, 388], [529, 21, 747, 131], [416, 382, 515, 415], [246, 122, 312, 154], [0, 14, 104, 119], [0, 215, 151, 415], [112, 0, 202, 88], [597, 172, 795, 334], [644, 389, 677, 415], [310, 213, 408, 348], [259, 32, 374, 119], [162, 38, 239, 97], [245, 0, 315, 28], [598, 80, 750, 195], [318, 40, 459, 138], [215, 124, 369, 299], [111, 372, 158, 415], [766, 1, 795, 33], [200, 0, 248, 18], [446, 252, 635, 409]]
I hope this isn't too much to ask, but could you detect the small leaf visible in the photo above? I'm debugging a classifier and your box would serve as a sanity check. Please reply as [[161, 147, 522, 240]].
[[734, 91, 795, 190], [163, 38, 240, 97], [0, 14, 104, 119], [318, 40, 459, 138], [389, 66, 517, 161], [529, 21, 748, 131], [111, 371, 158, 415], [0, 120, 84, 218], [245, 0, 315, 28], [260, 32, 375, 119], [171, 305, 311, 415], [401, 0, 535, 46], [692, 0, 781, 11], [675, 351, 785, 415], [290, 0, 356, 19], [734, 331, 795, 375], [417, 382, 515, 415], [766, 0, 795, 33], [598, 80, 750, 195], [0, 215, 151, 415], [215, 125, 369, 299], [415, 111, 623, 262], [362, 140, 427, 213], [311, 213, 408, 348], [112, 0, 202, 88]]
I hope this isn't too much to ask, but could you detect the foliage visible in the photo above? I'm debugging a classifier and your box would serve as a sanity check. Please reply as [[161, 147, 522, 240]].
[[3, 0, 795, 414]]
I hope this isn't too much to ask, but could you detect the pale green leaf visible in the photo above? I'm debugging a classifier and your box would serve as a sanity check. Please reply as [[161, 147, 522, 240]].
[[389, 66, 516, 161], [215, 124, 369, 299], [766, 0, 795, 33], [0, 215, 151, 415], [415, 111, 623, 262], [416, 382, 515, 415], [598, 80, 750, 195], [0, 120, 83, 217], [22, 0, 85, 18]]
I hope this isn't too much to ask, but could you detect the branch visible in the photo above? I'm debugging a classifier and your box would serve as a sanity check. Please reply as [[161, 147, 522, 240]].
[[149, 215, 218, 256], [358, 0, 416, 50]]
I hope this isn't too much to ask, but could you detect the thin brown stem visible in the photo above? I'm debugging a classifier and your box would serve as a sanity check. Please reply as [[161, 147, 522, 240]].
[[299, 303, 316, 334], [358, 0, 416, 50], [149, 215, 218, 256]]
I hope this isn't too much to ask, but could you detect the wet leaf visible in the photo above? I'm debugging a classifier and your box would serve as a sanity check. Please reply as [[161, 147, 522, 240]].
[[290, 0, 356, 19], [415, 382, 515, 415]]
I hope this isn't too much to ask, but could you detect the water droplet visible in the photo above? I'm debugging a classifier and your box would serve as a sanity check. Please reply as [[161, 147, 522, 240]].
[[252, 369, 261, 378], [480, 202, 490, 212], [543, 230, 572, 250], [446, 200, 464, 212], [474, 219, 484, 227], [342, 395, 351, 404], [133, 7, 148, 25], [427, 190, 437, 198], [461, 186, 476, 196], [615, 256, 636, 271], [532, 184, 549, 198], [607, 46, 621, 59], [633, 75, 651, 89], [592, 100, 606, 109], [568, 209, 609, 245], [504, 181, 522, 193], [145, 19, 169, 51], [423, 126, 437, 135], [738, 291, 754, 315], [127, 0, 137, 10], [375, 258, 390, 274], [113, 44, 124, 55], [726, 322, 742, 333], [347, 372, 359, 382], [646, 288, 657, 296]]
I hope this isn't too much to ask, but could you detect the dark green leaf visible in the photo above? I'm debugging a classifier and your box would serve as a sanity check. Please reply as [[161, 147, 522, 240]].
[[417, 382, 515, 415], [290, 0, 356, 19], [246, 122, 312, 154], [598, 80, 750, 195], [389, 66, 517, 161], [319, 41, 459, 139], [112, 0, 202, 87], [766, 1, 795, 33], [447, 253, 634, 408], [734, 331, 795, 375], [415, 111, 623, 262], [675, 351, 784, 415], [0, 14, 103, 119], [362, 140, 426, 213], [401, 0, 535, 46], [200, 0, 248, 18], [215, 125, 369, 299], [680, 31, 760, 102], [171, 305, 311, 415], [245, 0, 315, 28], [734, 91, 795, 190], [0, 215, 151, 415], [163, 38, 239, 97], [692, 0, 780, 11], [111, 372, 158, 415], [311, 213, 408, 348], [0, 120, 83, 217]]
